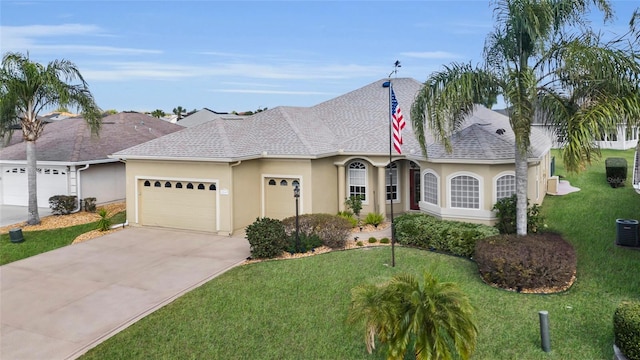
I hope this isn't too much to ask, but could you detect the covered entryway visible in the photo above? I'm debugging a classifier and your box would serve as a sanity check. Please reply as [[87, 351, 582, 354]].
[[264, 177, 300, 220], [1, 166, 68, 206], [138, 179, 217, 232], [409, 162, 421, 210]]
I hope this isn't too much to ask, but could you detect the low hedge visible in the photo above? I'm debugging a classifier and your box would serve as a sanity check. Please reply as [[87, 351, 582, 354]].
[[394, 213, 499, 258], [49, 195, 77, 215], [614, 301, 640, 360], [245, 217, 287, 259], [282, 213, 352, 249], [475, 233, 576, 292]]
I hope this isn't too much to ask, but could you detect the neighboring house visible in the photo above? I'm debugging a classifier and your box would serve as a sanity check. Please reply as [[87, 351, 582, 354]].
[[0, 112, 184, 207], [112, 78, 553, 235], [634, 144, 640, 194], [177, 108, 246, 127], [497, 108, 640, 150]]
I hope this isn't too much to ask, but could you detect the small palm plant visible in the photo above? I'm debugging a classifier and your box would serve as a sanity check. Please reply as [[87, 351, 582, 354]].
[[349, 271, 477, 360], [96, 208, 112, 232]]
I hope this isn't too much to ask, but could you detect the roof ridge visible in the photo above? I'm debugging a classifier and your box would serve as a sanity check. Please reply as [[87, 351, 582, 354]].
[[279, 108, 316, 154]]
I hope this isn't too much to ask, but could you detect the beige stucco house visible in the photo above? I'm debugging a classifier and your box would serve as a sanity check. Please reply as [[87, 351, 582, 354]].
[[112, 78, 553, 235]]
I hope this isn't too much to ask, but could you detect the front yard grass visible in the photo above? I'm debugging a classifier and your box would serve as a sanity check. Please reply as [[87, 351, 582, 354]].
[[81, 149, 640, 359]]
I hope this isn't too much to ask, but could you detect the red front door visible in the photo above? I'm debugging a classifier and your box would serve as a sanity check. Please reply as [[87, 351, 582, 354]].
[[409, 169, 420, 210]]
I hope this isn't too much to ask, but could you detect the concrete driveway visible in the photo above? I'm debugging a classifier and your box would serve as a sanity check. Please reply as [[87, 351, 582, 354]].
[[1, 205, 52, 227], [0, 227, 250, 360]]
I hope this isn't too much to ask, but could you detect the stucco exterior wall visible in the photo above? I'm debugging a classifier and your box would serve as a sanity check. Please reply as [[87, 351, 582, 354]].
[[310, 157, 339, 214], [81, 162, 126, 204]]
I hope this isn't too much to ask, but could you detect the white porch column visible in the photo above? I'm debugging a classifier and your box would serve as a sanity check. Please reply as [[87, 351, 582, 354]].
[[338, 164, 346, 212], [377, 166, 387, 218]]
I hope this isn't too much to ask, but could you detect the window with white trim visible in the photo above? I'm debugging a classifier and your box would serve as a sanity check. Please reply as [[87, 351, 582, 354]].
[[496, 174, 516, 201], [385, 163, 398, 201], [450, 175, 479, 209], [348, 161, 367, 202], [423, 172, 438, 205]]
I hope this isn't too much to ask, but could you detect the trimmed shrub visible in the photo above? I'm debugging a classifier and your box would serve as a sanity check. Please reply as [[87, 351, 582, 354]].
[[83, 197, 97, 212], [337, 211, 358, 228], [356, 241, 364, 247], [286, 232, 323, 254], [364, 212, 385, 227], [96, 208, 111, 231], [380, 237, 390, 244], [282, 213, 352, 249], [49, 195, 77, 215], [492, 194, 544, 234], [614, 301, 640, 360], [245, 217, 287, 259], [395, 213, 499, 258], [368, 237, 377, 243], [606, 157, 627, 188], [475, 233, 576, 292]]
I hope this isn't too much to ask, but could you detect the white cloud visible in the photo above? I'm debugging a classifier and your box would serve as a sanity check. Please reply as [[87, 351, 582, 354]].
[[0, 23, 160, 56], [82, 61, 384, 82]]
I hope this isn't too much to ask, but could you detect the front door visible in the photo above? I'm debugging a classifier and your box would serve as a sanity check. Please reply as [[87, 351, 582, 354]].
[[409, 169, 420, 210]]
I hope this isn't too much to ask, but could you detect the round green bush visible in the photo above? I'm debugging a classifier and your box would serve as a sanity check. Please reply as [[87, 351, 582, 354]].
[[379, 237, 390, 244], [474, 233, 576, 293], [245, 217, 287, 259], [614, 301, 640, 360], [368, 237, 377, 243]]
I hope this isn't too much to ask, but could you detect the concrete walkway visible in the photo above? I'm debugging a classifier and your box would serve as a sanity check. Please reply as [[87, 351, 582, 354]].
[[0, 227, 250, 360]]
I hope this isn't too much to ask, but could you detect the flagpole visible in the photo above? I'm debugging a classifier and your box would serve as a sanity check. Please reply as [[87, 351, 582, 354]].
[[388, 60, 400, 268]]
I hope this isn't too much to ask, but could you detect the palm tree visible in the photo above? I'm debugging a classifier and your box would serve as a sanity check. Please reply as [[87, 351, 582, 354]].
[[0, 52, 101, 225], [172, 106, 186, 120], [151, 109, 165, 118], [349, 271, 477, 360], [411, 0, 640, 235]]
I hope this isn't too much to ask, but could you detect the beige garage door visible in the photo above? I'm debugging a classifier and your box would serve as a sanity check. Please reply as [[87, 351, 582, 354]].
[[265, 178, 299, 220], [139, 179, 217, 232]]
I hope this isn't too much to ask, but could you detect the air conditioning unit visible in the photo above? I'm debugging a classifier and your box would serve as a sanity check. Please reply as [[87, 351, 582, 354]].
[[546, 176, 559, 195]]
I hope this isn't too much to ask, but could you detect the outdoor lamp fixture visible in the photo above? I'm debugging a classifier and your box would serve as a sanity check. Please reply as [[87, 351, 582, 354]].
[[294, 184, 301, 253]]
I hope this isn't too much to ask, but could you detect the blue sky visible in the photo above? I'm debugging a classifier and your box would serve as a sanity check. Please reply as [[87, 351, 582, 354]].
[[1, 1, 638, 114]]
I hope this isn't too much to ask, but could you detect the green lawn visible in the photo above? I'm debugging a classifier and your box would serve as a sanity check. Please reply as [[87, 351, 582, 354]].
[[0, 211, 127, 265], [78, 149, 639, 359]]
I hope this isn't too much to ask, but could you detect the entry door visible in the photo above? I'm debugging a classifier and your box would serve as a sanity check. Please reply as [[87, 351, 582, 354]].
[[409, 169, 420, 210]]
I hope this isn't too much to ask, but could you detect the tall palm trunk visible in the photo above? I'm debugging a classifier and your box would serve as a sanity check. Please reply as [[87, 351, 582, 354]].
[[26, 140, 40, 225], [514, 143, 528, 235]]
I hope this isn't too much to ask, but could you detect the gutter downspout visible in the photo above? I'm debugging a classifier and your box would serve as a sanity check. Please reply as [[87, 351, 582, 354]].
[[71, 164, 90, 213], [228, 161, 242, 235]]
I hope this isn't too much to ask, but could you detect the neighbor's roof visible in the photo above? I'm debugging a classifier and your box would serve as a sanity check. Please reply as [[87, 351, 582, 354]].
[[177, 108, 246, 127], [1, 112, 184, 164], [113, 78, 551, 162]]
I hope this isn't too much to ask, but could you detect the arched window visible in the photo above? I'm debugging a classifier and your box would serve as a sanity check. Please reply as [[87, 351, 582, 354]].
[[496, 174, 516, 201], [280, 180, 288, 186], [144, 180, 151, 187], [209, 184, 216, 191], [385, 163, 398, 201], [423, 172, 438, 205], [450, 175, 479, 209], [154, 181, 161, 187], [187, 183, 194, 189], [348, 161, 367, 201], [268, 179, 276, 186], [176, 182, 183, 189], [292, 180, 300, 188], [197, 183, 205, 190], [164, 182, 172, 188]]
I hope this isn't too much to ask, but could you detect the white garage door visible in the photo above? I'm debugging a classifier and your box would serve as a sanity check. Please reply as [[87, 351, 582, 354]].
[[1, 167, 68, 206], [264, 177, 299, 220], [139, 179, 217, 232]]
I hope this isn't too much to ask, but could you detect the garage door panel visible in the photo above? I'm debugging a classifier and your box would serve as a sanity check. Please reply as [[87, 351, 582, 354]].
[[139, 180, 216, 232], [2, 167, 68, 206], [265, 178, 298, 220]]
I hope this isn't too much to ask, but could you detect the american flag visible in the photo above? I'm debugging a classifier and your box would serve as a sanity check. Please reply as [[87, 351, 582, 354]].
[[391, 86, 405, 154]]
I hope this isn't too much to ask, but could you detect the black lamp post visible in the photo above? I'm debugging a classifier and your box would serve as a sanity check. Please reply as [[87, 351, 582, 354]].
[[294, 184, 300, 253]]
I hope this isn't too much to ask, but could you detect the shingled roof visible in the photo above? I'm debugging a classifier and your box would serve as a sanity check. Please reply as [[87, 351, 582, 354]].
[[113, 78, 551, 162], [0, 112, 184, 164]]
